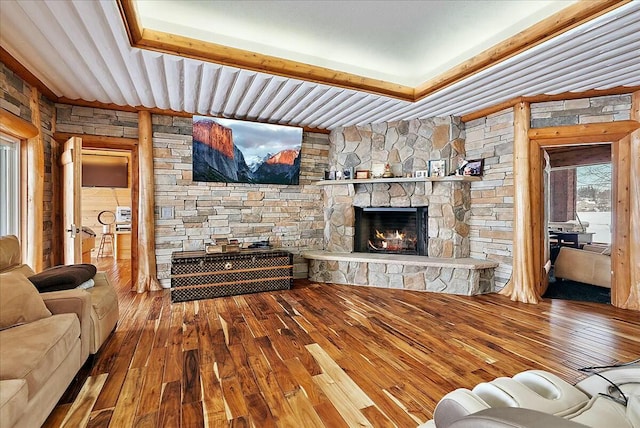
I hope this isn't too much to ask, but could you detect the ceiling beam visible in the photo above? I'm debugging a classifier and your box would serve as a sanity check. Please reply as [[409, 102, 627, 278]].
[[118, 0, 630, 103]]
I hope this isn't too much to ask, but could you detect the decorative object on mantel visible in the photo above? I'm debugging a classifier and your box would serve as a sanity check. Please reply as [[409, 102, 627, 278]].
[[382, 163, 394, 178], [371, 163, 385, 178], [414, 170, 429, 178], [428, 160, 447, 177], [355, 170, 370, 179], [314, 175, 481, 186], [463, 158, 484, 176]]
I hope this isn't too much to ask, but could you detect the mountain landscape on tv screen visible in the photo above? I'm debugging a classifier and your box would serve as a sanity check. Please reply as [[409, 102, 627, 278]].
[[192, 117, 302, 185]]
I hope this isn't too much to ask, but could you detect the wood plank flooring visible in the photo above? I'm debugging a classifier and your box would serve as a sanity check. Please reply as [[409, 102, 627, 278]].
[[44, 257, 640, 427]]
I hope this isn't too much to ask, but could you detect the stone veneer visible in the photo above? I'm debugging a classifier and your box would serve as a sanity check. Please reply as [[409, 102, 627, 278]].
[[325, 117, 470, 258], [305, 252, 497, 295], [151, 116, 327, 287], [1, 61, 56, 269], [55, 106, 328, 287], [47, 93, 632, 291]]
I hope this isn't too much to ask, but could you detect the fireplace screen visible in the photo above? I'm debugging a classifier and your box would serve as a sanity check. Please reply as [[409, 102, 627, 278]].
[[354, 207, 428, 255]]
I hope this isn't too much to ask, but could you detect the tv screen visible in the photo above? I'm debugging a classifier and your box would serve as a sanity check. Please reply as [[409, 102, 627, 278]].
[[82, 153, 128, 188], [192, 116, 302, 185]]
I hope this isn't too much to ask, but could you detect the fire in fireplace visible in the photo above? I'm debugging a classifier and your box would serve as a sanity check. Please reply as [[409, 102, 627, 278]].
[[354, 207, 428, 256]]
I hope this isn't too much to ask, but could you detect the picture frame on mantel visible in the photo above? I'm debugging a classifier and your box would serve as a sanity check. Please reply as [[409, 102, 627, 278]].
[[463, 159, 484, 176], [428, 160, 447, 177]]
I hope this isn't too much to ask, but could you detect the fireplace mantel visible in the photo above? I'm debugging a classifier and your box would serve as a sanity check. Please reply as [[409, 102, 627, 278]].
[[314, 176, 480, 186]]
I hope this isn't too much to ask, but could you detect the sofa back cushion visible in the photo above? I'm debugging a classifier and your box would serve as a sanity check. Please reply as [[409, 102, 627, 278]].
[[0, 235, 21, 273], [0, 271, 52, 330]]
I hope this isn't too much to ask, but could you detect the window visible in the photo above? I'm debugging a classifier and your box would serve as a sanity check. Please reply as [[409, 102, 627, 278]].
[[0, 133, 21, 237]]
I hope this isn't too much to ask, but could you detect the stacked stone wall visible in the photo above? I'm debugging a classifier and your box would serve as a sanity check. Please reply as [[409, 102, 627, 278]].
[[530, 95, 632, 128], [1, 62, 56, 268], [463, 109, 515, 289], [152, 117, 327, 287], [56, 104, 139, 138]]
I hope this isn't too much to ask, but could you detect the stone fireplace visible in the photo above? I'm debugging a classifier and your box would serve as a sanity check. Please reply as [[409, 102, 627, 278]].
[[324, 180, 471, 258], [303, 116, 498, 295], [354, 206, 428, 256]]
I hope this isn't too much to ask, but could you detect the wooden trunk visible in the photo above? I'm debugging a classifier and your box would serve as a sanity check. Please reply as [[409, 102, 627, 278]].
[[170, 250, 293, 302]]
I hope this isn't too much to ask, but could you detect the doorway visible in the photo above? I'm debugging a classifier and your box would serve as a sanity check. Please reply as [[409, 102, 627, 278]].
[[544, 144, 613, 303], [58, 135, 138, 288]]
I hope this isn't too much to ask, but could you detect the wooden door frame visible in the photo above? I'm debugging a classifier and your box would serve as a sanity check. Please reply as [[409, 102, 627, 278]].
[[54, 133, 139, 283], [528, 120, 640, 306], [61, 137, 83, 263]]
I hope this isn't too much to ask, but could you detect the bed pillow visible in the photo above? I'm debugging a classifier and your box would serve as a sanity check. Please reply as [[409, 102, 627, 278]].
[[0, 271, 52, 330]]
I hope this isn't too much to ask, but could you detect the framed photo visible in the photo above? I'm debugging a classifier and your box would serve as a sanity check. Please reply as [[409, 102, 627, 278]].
[[428, 160, 447, 177], [463, 159, 484, 176], [414, 170, 429, 178]]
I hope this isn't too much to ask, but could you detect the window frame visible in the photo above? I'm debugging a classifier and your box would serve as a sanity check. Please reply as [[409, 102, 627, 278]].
[[0, 133, 23, 238]]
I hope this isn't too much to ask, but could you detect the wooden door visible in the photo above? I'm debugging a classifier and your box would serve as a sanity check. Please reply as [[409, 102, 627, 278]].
[[61, 137, 82, 264]]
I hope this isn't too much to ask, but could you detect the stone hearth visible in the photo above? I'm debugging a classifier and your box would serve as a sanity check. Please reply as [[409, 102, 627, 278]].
[[304, 251, 498, 295]]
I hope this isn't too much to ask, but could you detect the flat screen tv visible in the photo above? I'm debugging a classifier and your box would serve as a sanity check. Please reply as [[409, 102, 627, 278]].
[[82, 153, 128, 188], [192, 116, 303, 185]]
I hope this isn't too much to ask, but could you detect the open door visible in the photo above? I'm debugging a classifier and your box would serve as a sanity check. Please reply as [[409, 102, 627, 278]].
[[61, 137, 82, 264]]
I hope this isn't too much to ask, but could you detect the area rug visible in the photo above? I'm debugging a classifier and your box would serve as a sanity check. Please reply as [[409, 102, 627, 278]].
[[543, 280, 611, 304]]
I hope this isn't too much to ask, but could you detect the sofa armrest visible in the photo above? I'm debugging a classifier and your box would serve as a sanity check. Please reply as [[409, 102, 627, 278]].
[[41, 289, 91, 363]]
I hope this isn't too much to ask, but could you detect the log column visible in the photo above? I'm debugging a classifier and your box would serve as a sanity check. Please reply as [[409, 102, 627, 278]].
[[136, 111, 161, 292], [26, 87, 44, 272], [616, 91, 640, 310], [500, 101, 540, 303]]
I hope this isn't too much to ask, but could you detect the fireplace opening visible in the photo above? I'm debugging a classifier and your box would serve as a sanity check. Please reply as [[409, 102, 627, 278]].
[[354, 207, 428, 256]]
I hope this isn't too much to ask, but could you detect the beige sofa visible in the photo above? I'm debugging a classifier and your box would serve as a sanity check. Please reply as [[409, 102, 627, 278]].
[[553, 246, 611, 288], [0, 250, 91, 426], [0, 235, 119, 354], [0, 235, 119, 427]]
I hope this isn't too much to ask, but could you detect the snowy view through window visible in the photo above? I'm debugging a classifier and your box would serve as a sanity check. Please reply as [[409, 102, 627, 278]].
[[576, 164, 611, 244]]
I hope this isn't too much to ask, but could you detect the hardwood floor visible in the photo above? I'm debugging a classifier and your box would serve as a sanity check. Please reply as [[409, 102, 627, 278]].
[[44, 257, 639, 427]]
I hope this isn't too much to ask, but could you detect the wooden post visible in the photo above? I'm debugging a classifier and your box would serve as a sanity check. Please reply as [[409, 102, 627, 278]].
[[615, 91, 640, 310], [136, 111, 161, 292], [500, 101, 540, 303], [26, 87, 44, 272]]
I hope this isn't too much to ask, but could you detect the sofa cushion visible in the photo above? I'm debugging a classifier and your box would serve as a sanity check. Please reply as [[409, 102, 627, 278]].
[[0, 271, 52, 330], [0, 235, 21, 272], [0, 379, 27, 428], [0, 313, 80, 399], [28, 264, 97, 292]]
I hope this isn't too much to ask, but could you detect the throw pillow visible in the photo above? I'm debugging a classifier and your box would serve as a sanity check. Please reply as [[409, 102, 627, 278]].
[[28, 264, 97, 292], [0, 271, 52, 330]]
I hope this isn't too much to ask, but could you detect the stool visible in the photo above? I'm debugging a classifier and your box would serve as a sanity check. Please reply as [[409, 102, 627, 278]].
[[97, 233, 114, 257]]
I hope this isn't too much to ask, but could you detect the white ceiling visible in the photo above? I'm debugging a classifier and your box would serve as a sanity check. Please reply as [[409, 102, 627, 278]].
[[1, 1, 639, 130], [137, 0, 575, 86]]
